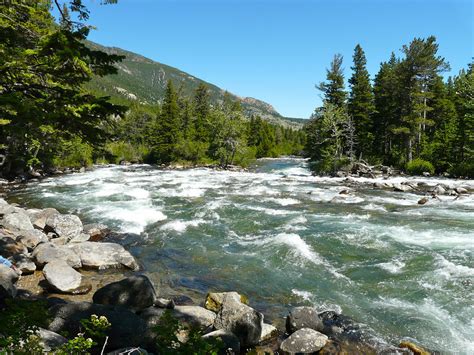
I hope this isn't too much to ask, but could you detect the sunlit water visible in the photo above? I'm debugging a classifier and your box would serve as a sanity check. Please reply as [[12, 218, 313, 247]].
[[8, 158, 474, 353]]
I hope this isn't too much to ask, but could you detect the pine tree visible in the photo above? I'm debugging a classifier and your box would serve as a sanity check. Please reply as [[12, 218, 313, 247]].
[[317, 54, 347, 108], [348, 45, 375, 159], [193, 83, 211, 142]]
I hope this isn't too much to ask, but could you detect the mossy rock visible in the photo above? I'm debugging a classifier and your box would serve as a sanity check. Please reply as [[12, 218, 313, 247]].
[[399, 341, 430, 355]]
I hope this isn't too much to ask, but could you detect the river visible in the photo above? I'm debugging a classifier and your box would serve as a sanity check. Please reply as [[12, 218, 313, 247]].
[[7, 158, 474, 353]]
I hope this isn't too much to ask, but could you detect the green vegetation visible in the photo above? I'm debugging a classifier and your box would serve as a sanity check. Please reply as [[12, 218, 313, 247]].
[[305, 37, 473, 177]]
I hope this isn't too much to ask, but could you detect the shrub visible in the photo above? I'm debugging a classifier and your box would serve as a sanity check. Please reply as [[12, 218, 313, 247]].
[[448, 161, 474, 178], [51, 137, 94, 168], [406, 158, 435, 176]]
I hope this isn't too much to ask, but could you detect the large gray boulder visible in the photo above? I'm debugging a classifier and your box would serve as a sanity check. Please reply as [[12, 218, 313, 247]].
[[280, 328, 328, 354], [69, 241, 139, 270], [45, 214, 83, 240], [286, 306, 324, 334], [93, 275, 156, 312], [43, 260, 82, 293], [205, 291, 243, 312], [30, 208, 59, 230], [172, 305, 216, 329], [2, 210, 34, 231], [32, 242, 82, 268], [203, 329, 240, 354], [0, 263, 18, 300], [16, 229, 48, 250], [139, 306, 166, 329], [0, 203, 16, 216], [214, 293, 263, 348], [36, 328, 68, 352], [48, 302, 147, 351]]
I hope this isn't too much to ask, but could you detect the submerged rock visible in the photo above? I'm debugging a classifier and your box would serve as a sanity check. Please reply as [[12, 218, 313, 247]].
[[93, 275, 156, 312], [286, 306, 324, 334], [280, 328, 328, 354], [43, 260, 82, 293], [69, 241, 139, 270]]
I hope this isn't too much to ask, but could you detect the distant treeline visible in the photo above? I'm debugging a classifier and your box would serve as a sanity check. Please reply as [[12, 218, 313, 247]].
[[305, 39, 473, 177], [0, 1, 303, 178]]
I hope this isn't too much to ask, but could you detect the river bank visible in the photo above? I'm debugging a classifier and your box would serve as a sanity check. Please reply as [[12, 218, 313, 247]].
[[2, 159, 473, 353]]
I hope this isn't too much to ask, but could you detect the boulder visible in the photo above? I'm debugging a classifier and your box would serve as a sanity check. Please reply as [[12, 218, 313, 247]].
[[83, 223, 110, 242], [2, 211, 34, 231], [11, 254, 36, 274], [68, 233, 90, 244], [0, 263, 18, 300], [0, 203, 16, 216], [318, 311, 363, 341], [431, 185, 446, 195], [205, 291, 242, 312], [280, 328, 328, 354], [260, 323, 278, 342], [107, 348, 149, 355], [418, 197, 429, 205], [214, 293, 263, 347], [203, 329, 240, 354], [455, 187, 468, 194], [154, 297, 175, 309], [31, 208, 59, 230], [0, 236, 28, 257], [48, 301, 147, 351], [69, 241, 139, 270], [45, 214, 83, 240], [139, 306, 166, 329], [393, 183, 412, 192], [16, 229, 48, 250], [43, 260, 82, 293], [93, 275, 156, 312], [286, 307, 324, 334], [32, 242, 82, 268], [172, 305, 216, 329], [36, 328, 68, 352]]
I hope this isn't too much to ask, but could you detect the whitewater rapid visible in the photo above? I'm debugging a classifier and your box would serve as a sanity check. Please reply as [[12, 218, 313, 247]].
[[9, 158, 474, 353]]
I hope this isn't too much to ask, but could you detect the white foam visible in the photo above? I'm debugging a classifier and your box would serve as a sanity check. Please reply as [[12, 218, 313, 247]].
[[273, 233, 319, 261], [377, 259, 405, 274], [160, 219, 205, 233]]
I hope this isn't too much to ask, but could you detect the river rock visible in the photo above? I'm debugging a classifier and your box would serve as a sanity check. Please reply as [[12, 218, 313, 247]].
[[154, 297, 175, 309], [107, 348, 149, 355], [83, 223, 110, 241], [286, 306, 324, 334], [45, 214, 83, 240], [0, 203, 16, 216], [172, 305, 216, 329], [69, 241, 139, 270], [455, 187, 468, 194], [418, 197, 429, 205], [33, 242, 82, 268], [48, 301, 147, 351], [431, 185, 446, 195], [318, 311, 363, 341], [280, 328, 328, 354], [16, 229, 48, 250], [393, 183, 412, 192], [0, 263, 18, 300], [260, 323, 278, 341], [399, 341, 430, 355], [31, 208, 59, 230], [203, 329, 241, 354], [43, 260, 82, 293], [205, 291, 243, 312], [11, 254, 36, 274], [36, 328, 68, 352], [68, 233, 90, 243], [214, 294, 263, 347], [0, 236, 28, 257], [139, 306, 166, 329], [2, 210, 35, 231], [93, 275, 156, 312]]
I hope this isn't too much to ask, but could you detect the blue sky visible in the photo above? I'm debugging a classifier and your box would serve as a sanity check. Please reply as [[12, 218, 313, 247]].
[[78, 0, 472, 118]]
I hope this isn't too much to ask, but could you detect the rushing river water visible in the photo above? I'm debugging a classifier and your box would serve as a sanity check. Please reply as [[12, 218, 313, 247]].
[[8, 158, 474, 353]]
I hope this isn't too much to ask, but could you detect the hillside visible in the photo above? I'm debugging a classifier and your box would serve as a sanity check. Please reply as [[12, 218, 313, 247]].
[[87, 42, 304, 129]]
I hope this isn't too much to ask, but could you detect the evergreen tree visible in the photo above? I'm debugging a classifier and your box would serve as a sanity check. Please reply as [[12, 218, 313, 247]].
[[348, 44, 375, 159], [193, 83, 211, 142], [317, 54, 347, 108]]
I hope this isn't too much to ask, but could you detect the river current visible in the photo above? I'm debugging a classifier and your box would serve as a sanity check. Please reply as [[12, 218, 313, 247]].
[[8, 158, 474, 353]]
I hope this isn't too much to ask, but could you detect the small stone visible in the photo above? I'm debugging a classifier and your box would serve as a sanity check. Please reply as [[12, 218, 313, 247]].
[[280, 328, 328, 354], [418, 197, 429, 205]]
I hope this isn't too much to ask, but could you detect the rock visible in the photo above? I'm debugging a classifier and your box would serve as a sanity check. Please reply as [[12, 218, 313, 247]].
[[45, 214, 83, 240], [139, 306, 166, 329], [16, 229, 48, 250], [32, 242, 82, 268], [2, 211, 35, 231], [172, 294, 194, 306], [31, 208, 59, 230], [318, 311, 363, 341], [260, 323, 278, 342], [68, 233, 90, 243], [79, 167, 86, 173], [0, 236, 28, 257], [205, 291, 242, 312], [203, 329, 240, 354], [11, 254, 36, 274], [69, 241, 138, 270], [399, 341, 430, 355], [339, 189, 351, 195], [50, 236, 68, 245], [393, 183, 412, 192], [422, 172, 430, 177], [107, 348, 149, 355], [455, 187, 468, 194], [431, 185, 446, 195], [93, 275, 156, 312], [43, 260, 82, 293], [286, 306, 324, 334], [0, 203, 16, 216], [214, 294, 263, 347], [280, 328, 328, 354], [48, 301, 147, 351], [172, 305, 216, 329], [83, 223, 110, 242], [0, 264, 18, 300], [154, 297, 175, 309], [36, 328, 68, 352], [418, 197, 429, 205]]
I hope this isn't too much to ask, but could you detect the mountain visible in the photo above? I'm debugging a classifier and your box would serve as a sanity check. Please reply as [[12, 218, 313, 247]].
[[87, 42, 304, 128]]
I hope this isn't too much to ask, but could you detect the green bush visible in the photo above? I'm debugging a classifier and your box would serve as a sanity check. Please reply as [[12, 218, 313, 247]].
[[406, 158, 435, 176], [106, 141, 149, 164], [50, 137, 94, 168]]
